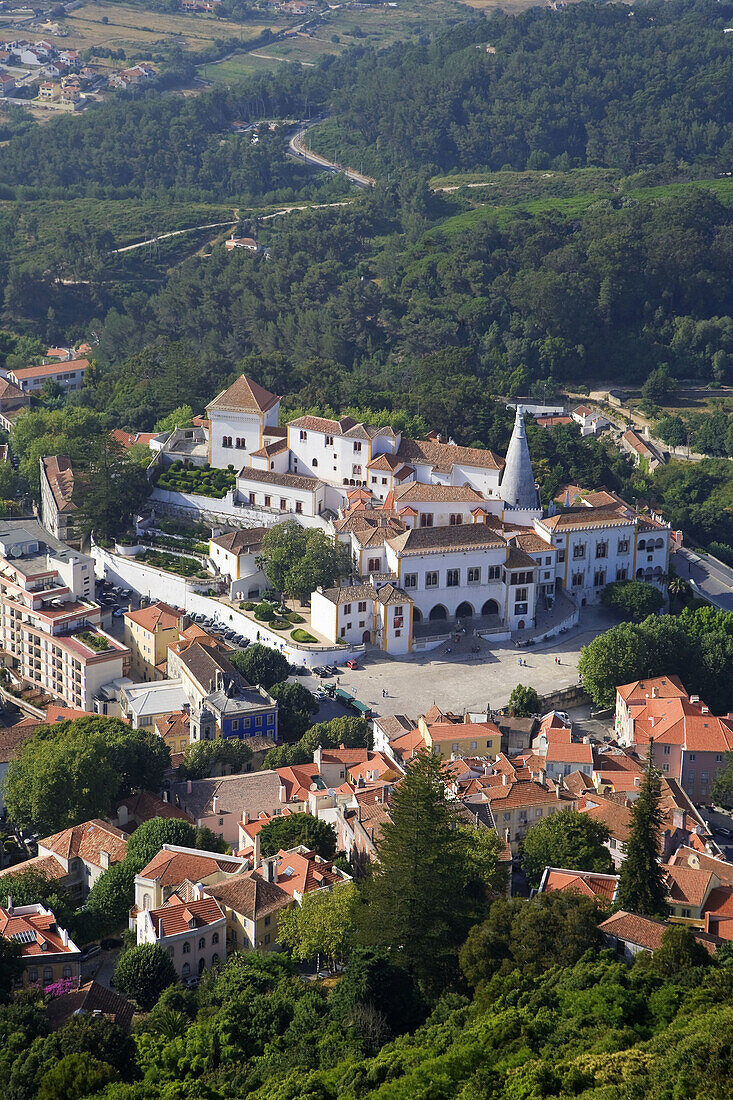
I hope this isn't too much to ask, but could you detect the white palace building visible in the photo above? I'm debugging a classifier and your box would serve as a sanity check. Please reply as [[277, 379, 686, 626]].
[[156, 375, 672, 655]]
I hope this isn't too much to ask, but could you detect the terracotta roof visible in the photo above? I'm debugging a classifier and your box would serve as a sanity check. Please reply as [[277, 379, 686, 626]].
[[579, 796, 631, 843], [288, 415, 395, 441], [616, 675, 687, 705], [0, 904, 79, 957], [573, 406, 594, 418], [124, 601, 180, 633], [171, 770, 285, 821], [148, 896, 225, 937], [210, 527, 266, 553], [375, 714, 416, 741], [392, 482, 485, 503], [387, 524, 506, 556], [367, 453, 404, 471], [545, 741, 594, 765], [237, 466, 321, 492], [46, 980, 133, 1032], [155, 710, 190, 743], [427, 720, 501, 744], [250, 439, 288, 458], [11, 358, 89, 381], [702, 886, 733, 919], [38, 819, 128, 870], [485, 778, 572, 809], [110, 429, 156, 450], [599, 910, 719, 955], [319, 583, 376, 605], [536, 415, 573, 428], [390, 728, 427, 761], [206, 870, 291, 920], [542, 867, 619, 901], [396, 437, 503, 474], [376, 582, 410, 606], [631, 697, 733, 753], [259, 846, 346, 897], [563, 770, 594, 795], [0, 719, 41, 763], [539, 505, 636, 533], [0, 377, 26, 401], [116, 790, 191, 825], [0, 853, 67, 881], [42, 456, 77, 514], [623, 429, 657, 457], [663, 863, 716, 908], [508, 532, 555, 554], [668, 847, 733, 887], [505, 546, 537, 569], [137, 848, 244, 887], [206, 375, 279, 415]]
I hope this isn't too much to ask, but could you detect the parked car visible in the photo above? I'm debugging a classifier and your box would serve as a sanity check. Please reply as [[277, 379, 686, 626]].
[[345, 659, 359, 670], [81, 944, 101, 959]]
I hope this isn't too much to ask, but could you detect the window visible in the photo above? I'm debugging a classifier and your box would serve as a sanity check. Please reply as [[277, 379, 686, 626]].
[[371, 476, 377, 484], [353, 441, 362, 453], [299, 430, 307, 441], [222, 436, 232, 448], [358, 601, 367, 612], [470, 741, 477, 751], [701, 770, 709, 781], [426, 572, 438, 588], [616, 567, 628, 582], [28, 968, 38, 983], [393, 605, 403, 616], [264, 915, 271, 927], [183, 942, 191, 954], [236, 437, 246, 449], [352, 465, 362, 476], [280, 498, 287, 510], [447, 569, 460, 587], [325, 435, 333, 446], [264, 933, 271, 945], [249, 492, 256, 505], [198, 937, 206, 950], [452, 742, 459, 753], [419, 513, 433, 528], [404, 573, 417, 588], [449, 513, 463, 526], [295, 502, 302, 514], [663, 745, 670, 755], [596, 542, 608, 559], [594, 569, 606, 587], [488, 565, 501, 581], [340, 627, 346, 638], [618, 539, 630, 554], [682, 908, 691, 919], [572, 572, 584, 587], [264, 495, 271, 507], [312, 458, 318, 467], [689, 753, 696, 761], [183, 963, 190, 977], [395, 629, 401, 637], [43, 967, 53, 983], [515, 588, 527, 602], [367, 559, 380, 573], [343, 603, 352, 614], [467, 567, 480, 584]]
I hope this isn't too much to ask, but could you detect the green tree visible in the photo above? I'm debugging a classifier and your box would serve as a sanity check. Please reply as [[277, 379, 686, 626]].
[[601, 580, 665, 620], [328, 946, 424, 1038], [36, 1053, 115, 1100], [521, 808, 614, 887], [617, 746, 669, 918], [180, 738, 252, 780], [269, 681, 318, 741], [668, 572, 691, 610], [112, 943, 176, 1010], [263, 715, 371, 768], [0, 937, 23, 1002], [259, 521, 350, 602], [0, 868, 76, 932], [507, 684, 541, 717], [84, 861, 136, 935], [278, 881, 356, 971], [711, 751, 733, 810], [124, 817, 197, 874], [656, 415, 686, 449], [259, 813, 337, 860], [154, 405, 194, 433], [230, 643, 290, 690], [577, 618, 692, 710], [3, 718, 171, 834], [77, 437, 149, 542], [358, 751, 472, 996], [642, 366, 677, 405], [651, 924, 712, 976]]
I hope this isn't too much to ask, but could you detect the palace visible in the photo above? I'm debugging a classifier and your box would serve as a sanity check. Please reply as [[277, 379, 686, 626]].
[[159, 375, 672, 654]]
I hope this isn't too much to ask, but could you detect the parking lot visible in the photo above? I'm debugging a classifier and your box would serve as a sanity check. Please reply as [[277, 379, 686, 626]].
[[299, 606, 616, 721]]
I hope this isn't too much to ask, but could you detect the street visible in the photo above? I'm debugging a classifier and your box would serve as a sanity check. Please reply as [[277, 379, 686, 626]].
[[674, 548, 733, 613]]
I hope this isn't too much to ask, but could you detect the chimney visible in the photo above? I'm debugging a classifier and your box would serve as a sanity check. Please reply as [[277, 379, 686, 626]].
[[6, 895, 12, 914], [672, 808, 686, 831], [649, 716, 655, 728], [187, 779, 193, 794], [162, 790, 168, 803], [690, 695, 699, 704], [314, 745, 322, 770], [243, 810, 249, 825], [555, 783, 562, 799], [701, 706, 709, 715], [279, 782, 287, 803], [212, 795, 219, 815], [100, 850, 110, 870], [502, 772, 508, 786], [504, 828, 510, 843], [582, 736, 590, 744], [61, 927, 68, 947], [158, 918, 164, 939], [538, 768, 546, 786], [652, 686, 659, 698], [253, 830, 261, 869], [262, 856, 275, 883]]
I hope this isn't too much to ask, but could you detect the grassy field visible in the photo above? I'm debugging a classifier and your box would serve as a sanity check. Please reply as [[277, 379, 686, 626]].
[[424, 175, 733, 240], [429, 167, 623, 203], [199, 0, 472, 82], [58, 1, 283, 54]]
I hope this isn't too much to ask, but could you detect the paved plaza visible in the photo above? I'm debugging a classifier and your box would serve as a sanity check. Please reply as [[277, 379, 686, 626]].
[[316, 606, 618, 720]]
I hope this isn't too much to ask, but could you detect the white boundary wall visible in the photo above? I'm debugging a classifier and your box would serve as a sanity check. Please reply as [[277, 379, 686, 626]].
[[92, 544, 357, 669], [149, 488, 329, 532]]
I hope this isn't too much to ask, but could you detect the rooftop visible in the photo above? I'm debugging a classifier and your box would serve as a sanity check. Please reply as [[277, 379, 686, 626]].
[[396, 437, 503, 474], [38, 819, 128, 870], [124, 601, 181, 633], [210, 527, 266, 553], [206, 870, 291, 921], [387, 523, 506, 556], [10, 357, 89, 381], [206, 375, 279, 416]]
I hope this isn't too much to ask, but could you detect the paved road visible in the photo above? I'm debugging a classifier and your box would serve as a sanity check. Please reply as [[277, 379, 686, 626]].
[[288, 124, 375, 188], [675, 548, 733, 613], [111, 221, 237, 255]]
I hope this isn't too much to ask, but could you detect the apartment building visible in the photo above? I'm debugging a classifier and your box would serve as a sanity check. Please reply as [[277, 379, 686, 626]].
[[39, 456, 82, 548], [7, 357, 89, 393], [0, 521, 128, 709], [123, 601, 184, 681]]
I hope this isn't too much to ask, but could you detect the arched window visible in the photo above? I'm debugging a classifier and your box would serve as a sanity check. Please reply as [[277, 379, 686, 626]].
[[212, 932, 219, 945], [312, 458, 318, 467], [62, 965, 72, 979], [182, 962, 190, 978], [655, 537, 664, 549], [43, 967, 53, 983], [167, 947, 174, 956], [638, 539, 646, 550], [28, 967, 38, 983], [198, 937, 206, 950], [212, 952, 219, 964], [143, 893, 151, 910], [183, 942, 191, 955]]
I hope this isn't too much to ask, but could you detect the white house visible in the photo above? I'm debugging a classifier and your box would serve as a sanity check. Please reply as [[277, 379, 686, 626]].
[[206, 375, 281, 471], [572, 406, 610, 437]]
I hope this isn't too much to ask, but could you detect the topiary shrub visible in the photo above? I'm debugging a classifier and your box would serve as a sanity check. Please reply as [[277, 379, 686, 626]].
[[291, 628, 317, 643]]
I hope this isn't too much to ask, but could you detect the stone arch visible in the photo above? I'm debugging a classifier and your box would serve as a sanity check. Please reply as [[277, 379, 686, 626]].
[[481, 599, 500, 616], [429, 604, 448, 621], [455, 601, 474, 619], [413, 608, 422, 623]]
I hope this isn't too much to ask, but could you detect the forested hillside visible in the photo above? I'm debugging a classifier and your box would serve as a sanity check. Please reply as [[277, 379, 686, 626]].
[[310, 0, 733, 175]]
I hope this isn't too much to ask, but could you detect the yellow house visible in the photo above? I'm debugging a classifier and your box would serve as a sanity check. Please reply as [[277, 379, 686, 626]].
[[0, 902, 82, 989], [124, 602, 183, 681], [206, 866, 293, 953], [419, 714, 502, 759], [155, 710, 191, 758]]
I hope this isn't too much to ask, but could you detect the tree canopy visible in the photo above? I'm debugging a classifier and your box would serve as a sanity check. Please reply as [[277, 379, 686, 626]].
[[521, 808, 614, 887], [259, 522, 350, 602], [259, 813, 337, 861]]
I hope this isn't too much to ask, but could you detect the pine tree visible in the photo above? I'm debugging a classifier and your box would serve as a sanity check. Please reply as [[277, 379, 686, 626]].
[[358, 751, 469, 996], [617, 743, 669, 918]]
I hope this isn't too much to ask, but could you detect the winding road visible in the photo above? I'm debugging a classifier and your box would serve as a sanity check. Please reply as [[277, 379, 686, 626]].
[[288, 123, 375, 188]]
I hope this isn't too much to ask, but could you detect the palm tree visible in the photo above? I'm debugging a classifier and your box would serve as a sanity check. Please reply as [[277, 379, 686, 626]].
[[668, 573, 690, 611]]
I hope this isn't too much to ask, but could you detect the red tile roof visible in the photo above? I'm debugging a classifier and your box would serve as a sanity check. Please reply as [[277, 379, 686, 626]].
[[616, 675, 687, 705], [148, 896, 225, 936], [542, 868, 619, 902], [38, 820, 128, 870], [0, 905, 78, 956], [599, 910, 719, 955], [137, 848, 243, 886], [206, 375, 279, 415], [124, 601, 181, 633], [258, 847, 346, 897], [11, 358, 89, 381]]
